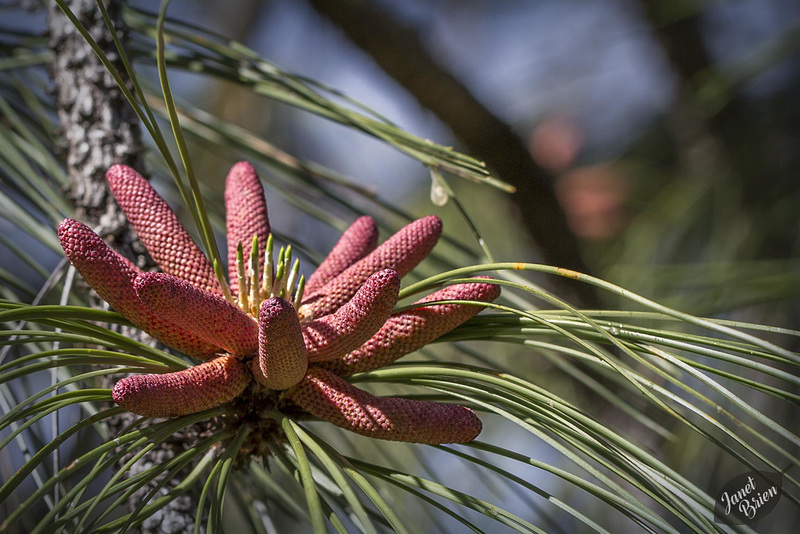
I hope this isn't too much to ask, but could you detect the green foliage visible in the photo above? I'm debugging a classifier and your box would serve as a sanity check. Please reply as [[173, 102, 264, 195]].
[[1, 1, 798, 533]]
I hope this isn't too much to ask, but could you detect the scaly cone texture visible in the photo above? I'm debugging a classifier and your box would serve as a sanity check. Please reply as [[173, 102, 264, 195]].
[[298, 215, 442, 320], [59, 161, 501, 444], [225, 161, 270, 296], [252, 297, 308, 390], [112, 355, 249, 417], [322, 279, 502, 377], [58, 219, 219, 359], [288, 367, 481, 443], [106, 165, 221, 296], [303, 269, 400, 362], [134, 272, 258, 357], [304, 216, 378, 294]]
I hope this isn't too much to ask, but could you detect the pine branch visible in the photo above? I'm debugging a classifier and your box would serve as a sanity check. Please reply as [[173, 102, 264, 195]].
[[48, 2, 198, 531], [307, 0, 599, 306]]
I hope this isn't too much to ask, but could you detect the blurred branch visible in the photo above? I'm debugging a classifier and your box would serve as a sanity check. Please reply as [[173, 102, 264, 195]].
[[641, 0, 798, 260], [306, 0, 598, 307], [640, 0, 743, 130], [124, 5, 508, 193]]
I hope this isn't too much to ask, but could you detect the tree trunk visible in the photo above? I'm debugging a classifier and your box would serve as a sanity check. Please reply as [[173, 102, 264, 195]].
[[48, 2, 197, 532], [49, 0, 141, 232]]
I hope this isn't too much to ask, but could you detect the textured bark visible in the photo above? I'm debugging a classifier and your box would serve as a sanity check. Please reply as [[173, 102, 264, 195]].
[[306, 0, 598, 307], [48, 2, 198, 532], [49, 0, 142, 235]]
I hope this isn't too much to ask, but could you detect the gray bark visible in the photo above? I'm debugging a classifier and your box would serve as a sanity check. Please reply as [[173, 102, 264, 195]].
[[48, 2, 198, 532], [49, 0, 142, 234]]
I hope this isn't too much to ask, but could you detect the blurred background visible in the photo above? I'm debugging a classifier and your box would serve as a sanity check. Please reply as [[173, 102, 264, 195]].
[[2, 0, 799, 531], [8, 0, 800, 316], [166, 0, 800, 314]]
